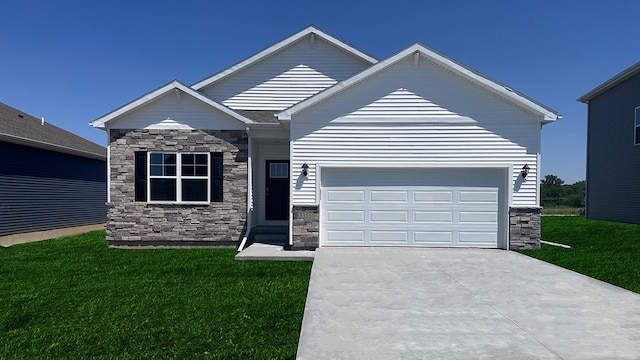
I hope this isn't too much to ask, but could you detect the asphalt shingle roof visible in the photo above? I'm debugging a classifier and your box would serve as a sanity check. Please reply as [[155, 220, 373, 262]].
[[234, 110, 279, 123], [0, 102, 106, 160]]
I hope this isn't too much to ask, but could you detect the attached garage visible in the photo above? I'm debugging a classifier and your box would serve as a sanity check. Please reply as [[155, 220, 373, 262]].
[[281, 39, 560, 251], [320, 168, 509, 249]]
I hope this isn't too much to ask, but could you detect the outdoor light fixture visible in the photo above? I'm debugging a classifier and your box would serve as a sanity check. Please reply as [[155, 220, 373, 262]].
[[301, 163, 309, 177], [520, 164, 530, 178]]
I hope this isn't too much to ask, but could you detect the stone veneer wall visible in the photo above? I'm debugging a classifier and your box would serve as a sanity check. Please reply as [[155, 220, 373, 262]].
[[292, 205, 319, 249], [509, 207, 541, 250], [108, 129, 247, 247]]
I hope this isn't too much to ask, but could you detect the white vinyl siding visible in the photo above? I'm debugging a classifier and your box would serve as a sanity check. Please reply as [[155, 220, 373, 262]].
[[343, 88, 458, 119], [107, 91, 245, 130], [293, 58, 540, 125], [290, 56, 542, 207], [292, 123, 537, 206], [200, 36, 371, 111]]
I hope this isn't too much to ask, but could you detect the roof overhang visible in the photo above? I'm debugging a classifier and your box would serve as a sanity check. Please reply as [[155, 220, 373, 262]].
[[278, 43, 561, 123], [578, 61, 640, 103], [0, 133, 106, 160], [191, 25, 378, 91], [90, 80, 254, 129]]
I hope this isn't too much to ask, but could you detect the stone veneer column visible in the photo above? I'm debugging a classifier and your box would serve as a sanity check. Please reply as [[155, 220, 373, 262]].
[[107, 129, 247, 248], [509, 207, 541, 250], [292, 205, 319, 249]]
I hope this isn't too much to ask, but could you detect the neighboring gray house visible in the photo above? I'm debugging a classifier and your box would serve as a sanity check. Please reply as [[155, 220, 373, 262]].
[[91, 26, 560, 250], [578, 61, 640, 224], [0, 102, 107, 236]]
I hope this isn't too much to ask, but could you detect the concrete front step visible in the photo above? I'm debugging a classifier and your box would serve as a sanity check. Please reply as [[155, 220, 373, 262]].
[[235, 243, 314, 261], [252, 233, 287, 244]]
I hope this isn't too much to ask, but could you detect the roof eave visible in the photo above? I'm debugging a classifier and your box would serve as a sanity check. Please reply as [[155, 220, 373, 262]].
[[578, 61, 640, 103], [0, 133, 106, 160], [90, 80, 254, 129]]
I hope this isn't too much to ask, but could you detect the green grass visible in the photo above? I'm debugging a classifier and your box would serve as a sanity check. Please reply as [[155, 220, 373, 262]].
[[0, 231, 312, 359], [519, 216, 640, 293], [541, 206, 583, 215]]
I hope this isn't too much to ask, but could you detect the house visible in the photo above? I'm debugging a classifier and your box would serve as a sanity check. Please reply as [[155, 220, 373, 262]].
[[91, 26, 560, 250], [0, 102, 106, 237], [578, 61, 640, 224]]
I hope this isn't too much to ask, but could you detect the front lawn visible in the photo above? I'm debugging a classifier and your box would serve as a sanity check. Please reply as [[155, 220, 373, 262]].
[[519, 216, 640, 293], [0, 231, 312, 359]]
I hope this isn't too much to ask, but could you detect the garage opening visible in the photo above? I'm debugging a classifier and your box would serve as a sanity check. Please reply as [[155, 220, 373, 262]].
[[320, 168, 508, 248]]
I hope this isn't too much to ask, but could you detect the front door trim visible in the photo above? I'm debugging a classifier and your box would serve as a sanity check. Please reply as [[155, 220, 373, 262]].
[[265, 160, 290, 221]]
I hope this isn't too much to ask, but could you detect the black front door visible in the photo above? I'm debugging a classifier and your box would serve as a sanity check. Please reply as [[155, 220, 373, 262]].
[[265, 160, 289, 220]]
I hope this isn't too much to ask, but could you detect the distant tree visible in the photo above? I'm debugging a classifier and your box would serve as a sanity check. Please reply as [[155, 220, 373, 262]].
[[564, 180, 585, 207], [541, 175, 565, 187], [570, 180, 585, 196], [541, 175, 565, 206], [540, 176, 584, 208]]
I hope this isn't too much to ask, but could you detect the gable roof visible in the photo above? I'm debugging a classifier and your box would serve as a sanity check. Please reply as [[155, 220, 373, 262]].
[[0, 102, 105, 160], [578, 61, 640, 103], [191, 25, 378, 91], [90, 80, 255, 129], [278, 43, 561, 123]]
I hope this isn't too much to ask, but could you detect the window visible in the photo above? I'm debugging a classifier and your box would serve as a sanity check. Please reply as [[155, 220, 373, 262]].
[[635, 107, 640, 145], [269, 162, 289, 178], [134, 152, 223, 203]]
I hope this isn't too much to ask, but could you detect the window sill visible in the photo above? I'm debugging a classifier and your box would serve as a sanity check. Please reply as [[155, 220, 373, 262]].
[[147, 201, 212, 206]]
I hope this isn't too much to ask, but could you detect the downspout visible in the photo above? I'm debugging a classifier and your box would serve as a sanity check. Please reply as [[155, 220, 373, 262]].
[[238, 127, 252, 251], [288, 138, 294, 248]]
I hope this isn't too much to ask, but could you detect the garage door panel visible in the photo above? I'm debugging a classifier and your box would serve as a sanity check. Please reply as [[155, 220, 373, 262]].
[[413, 191, 454, 203], [370, 231, 408, 243], [370, 210, 409, 223], [370, 190, 408, 202], [326, 210, 365, 222], [414, 211, 454, 223], [458, 211, 498, 223], [326, 230, 365, 243], [326, 190, 365, 202], [459, 232, 497, 245], [459, 190, 498, 203], [321, 169, 504, 248], [414, 231, 453, 244]]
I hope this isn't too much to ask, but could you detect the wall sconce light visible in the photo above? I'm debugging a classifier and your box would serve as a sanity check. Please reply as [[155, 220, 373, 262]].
[[520, 164, 530, 178], [301, 163, 309, 177]]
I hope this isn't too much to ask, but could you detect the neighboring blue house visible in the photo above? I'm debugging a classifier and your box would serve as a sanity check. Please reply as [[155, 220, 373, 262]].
[[0, 102, 107, 236], [578, 61, 640, 224]]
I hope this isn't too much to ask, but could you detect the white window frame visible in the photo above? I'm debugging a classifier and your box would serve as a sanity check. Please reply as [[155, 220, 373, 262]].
[[148, 152, 210, 204], [635, 106, 640, 146]]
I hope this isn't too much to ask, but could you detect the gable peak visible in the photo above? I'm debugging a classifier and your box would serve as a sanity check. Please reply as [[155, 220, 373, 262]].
[[191, 25, 377, 91]]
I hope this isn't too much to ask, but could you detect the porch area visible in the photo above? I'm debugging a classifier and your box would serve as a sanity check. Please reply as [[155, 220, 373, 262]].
[[235, 225, 314, 261]]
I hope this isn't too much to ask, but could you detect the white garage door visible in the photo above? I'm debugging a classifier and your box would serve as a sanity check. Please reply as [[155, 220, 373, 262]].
[[320, 168, 506, 248]]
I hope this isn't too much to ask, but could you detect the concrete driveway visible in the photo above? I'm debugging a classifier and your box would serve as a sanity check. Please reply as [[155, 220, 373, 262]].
[[296, 248, 640, 360]]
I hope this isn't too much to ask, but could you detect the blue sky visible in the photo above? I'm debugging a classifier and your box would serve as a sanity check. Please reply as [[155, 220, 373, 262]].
[[1, 0, 638, 184]]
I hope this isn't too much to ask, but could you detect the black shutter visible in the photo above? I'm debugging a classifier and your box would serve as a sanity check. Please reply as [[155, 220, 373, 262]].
[[134, 151, 147, 201], [211, 153, 223, 202]]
